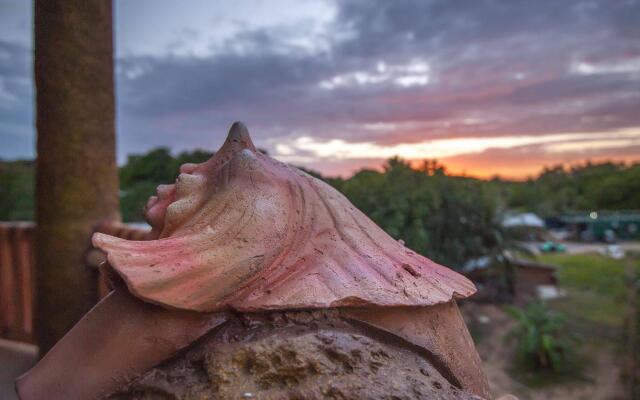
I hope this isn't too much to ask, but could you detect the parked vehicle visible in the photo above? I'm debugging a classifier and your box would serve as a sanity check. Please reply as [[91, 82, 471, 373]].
[[539, 241, 567, 253]]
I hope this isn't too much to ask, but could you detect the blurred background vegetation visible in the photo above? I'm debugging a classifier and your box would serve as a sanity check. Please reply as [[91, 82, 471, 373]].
[[2, 150, 638, 269]]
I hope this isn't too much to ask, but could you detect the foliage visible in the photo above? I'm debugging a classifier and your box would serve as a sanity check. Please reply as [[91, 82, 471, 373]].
[[0, 160, 34, 220], [329, 158, 506, 269], [539, 253, 638, 329], [504, 161, 640, 216], [119, 148, 213, 221], [506, 302, 579, 373]]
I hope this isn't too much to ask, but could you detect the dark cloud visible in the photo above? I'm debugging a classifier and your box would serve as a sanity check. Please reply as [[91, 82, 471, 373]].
[[0, 39, 33, 159], [1, 0, 639, 175], [117, 0, 639, 142], [0, 39, 30, 78], [119, 51, 332, 117]]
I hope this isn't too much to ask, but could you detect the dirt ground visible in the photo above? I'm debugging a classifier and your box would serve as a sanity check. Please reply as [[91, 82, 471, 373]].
[[461, 302, 627, 400]]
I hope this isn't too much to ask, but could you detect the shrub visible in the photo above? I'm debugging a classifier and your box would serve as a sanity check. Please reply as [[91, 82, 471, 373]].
[[506, 302, 579, 373]]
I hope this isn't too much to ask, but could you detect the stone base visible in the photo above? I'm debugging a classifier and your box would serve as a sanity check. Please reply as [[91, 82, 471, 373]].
[[108, 310, 483, 400]]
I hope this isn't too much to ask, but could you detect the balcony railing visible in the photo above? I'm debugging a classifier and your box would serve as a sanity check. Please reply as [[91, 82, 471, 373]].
[[0, 221, 150, 344]]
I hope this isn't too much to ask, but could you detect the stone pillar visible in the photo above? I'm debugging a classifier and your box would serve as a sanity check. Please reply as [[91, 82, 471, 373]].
[[34, 0, 119, 354]]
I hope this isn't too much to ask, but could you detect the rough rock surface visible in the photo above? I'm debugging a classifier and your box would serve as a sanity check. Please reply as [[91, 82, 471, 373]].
[[108, 310, 482, 400]]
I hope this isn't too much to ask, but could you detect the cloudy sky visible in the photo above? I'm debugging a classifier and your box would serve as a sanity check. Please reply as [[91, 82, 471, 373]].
[[1, 0, 639, 178]]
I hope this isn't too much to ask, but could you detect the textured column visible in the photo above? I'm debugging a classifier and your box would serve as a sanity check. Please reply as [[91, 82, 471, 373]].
[[34, 0, 119, 354]]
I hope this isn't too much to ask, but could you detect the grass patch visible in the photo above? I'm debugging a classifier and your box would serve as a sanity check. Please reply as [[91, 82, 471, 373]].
[[537, 252, 638, 332], [494, 252, 639, 388], [539, 253, 629, 296]]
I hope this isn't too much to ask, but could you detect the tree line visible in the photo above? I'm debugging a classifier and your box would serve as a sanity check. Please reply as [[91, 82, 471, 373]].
[[1, 149, 638, 268]]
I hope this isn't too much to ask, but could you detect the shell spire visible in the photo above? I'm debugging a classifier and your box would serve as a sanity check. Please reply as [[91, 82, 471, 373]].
[[221, 121, 257, 152], [93, 122, 476, 312]]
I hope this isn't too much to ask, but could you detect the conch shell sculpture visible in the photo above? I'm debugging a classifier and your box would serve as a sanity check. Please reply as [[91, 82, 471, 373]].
[[95, 122, 475, 312], [16, 123, 489, 399]]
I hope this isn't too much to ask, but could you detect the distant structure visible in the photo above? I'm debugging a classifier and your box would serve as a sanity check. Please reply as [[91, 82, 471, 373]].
[[464, 255, 560, 304], [502, 212, 547, 241], [502, 212, 545, 229], [560, 211, 640, 242]]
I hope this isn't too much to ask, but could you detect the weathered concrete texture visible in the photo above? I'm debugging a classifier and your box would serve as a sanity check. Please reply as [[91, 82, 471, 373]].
[[108, 310, 483, 400]]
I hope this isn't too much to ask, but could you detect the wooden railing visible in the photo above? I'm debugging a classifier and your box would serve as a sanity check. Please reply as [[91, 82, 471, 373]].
[[0, 222, 35, 343], [0, 221, 150, 344]]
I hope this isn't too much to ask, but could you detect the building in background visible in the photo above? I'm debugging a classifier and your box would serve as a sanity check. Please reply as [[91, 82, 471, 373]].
[[560, 211, 640, 242], [502, 212, 548, 241]]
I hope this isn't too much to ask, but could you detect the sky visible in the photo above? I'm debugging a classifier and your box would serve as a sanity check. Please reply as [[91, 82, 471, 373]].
[[1, 0, 639, 179]]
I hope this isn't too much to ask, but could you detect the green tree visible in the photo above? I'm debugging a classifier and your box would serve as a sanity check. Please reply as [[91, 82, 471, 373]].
[[502, 161, 640, 215], [332, 157, 506, 270], [0, 160, 35, 220], [119, 148, 213, 221]]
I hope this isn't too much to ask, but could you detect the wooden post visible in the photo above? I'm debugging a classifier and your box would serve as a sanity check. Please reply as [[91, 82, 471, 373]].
[[34, 0, 119, 354], [626, 258, 639, 398], [0, 224, 16, 338]]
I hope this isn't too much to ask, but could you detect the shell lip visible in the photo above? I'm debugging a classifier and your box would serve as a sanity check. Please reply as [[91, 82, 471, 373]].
[[93, 122, 478, 314]]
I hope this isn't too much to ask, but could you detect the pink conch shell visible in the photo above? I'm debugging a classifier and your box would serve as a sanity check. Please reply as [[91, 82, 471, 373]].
[[93, 122, 476, 312]]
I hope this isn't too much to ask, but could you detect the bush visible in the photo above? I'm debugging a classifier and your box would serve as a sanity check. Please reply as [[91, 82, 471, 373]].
[[330, 157, 506, 270], [506, 302, 579, 373]]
